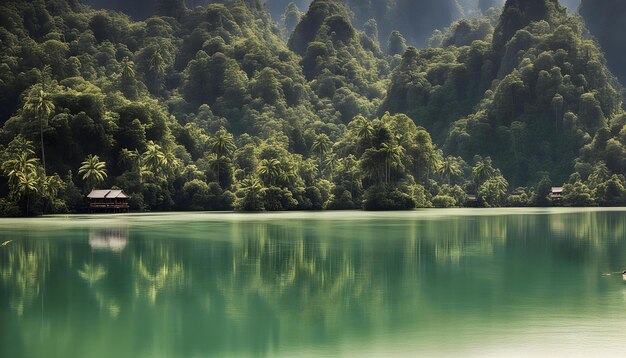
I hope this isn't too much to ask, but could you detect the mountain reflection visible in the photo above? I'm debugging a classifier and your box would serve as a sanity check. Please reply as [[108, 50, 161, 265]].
[[2, 210, 626, 357]]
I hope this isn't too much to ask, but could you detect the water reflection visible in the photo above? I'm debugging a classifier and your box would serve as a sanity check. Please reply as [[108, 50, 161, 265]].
[[1, 210, 626, 357], [89, 228, 128, 252]]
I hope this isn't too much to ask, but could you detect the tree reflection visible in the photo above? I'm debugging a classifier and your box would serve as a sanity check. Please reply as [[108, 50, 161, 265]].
[[0, 241, 50, 316], [78, 263, 106, 285], [132, 245, 185, 304], [3, 211, 626, 357]]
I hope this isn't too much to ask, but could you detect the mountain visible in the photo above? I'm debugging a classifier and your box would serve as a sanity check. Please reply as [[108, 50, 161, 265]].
[[382, 0, 624, 185], [81, 0, 312, 20], [579, 0, 626, 84], [339, 0, 464, 48], [1, 0, 626, 216]]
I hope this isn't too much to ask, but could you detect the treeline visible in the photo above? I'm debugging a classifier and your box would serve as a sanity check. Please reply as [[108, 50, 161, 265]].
[[1, 0, 626, 216]]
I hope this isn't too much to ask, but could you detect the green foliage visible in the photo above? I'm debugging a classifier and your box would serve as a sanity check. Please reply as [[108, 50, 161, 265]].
[[363, 184, 416, 211], [1, 0, 625, 215], [563, 180, 595, 207], [78, 154, 107, 190], [432, 195, 456, 208], [387, 31, 407, 56]]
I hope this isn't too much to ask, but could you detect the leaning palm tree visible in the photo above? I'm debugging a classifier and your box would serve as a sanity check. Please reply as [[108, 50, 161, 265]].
[[23, 88, 55, 174], [78, 154, 108, 190]]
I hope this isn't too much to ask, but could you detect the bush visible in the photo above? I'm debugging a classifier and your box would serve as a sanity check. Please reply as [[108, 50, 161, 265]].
[[363, 184, 416, 211], [432, 195, 456, 208], [0, 198, 21, 217]]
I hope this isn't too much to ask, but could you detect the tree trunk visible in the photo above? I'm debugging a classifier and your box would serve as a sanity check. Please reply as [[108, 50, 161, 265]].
[[40, 119, 46, 175]]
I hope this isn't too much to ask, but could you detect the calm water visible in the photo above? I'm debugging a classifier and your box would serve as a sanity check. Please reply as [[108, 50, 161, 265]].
[[1, 209, 626, 357]]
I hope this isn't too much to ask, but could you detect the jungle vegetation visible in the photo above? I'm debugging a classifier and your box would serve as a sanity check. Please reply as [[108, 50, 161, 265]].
[[1, 0, 626, 216]]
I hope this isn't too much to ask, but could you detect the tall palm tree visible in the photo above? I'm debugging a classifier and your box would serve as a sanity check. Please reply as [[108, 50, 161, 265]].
[[210, 129, 236, 157], [381, 142, 404, 184], [149, 47, 164, 96], [17, 171, 39, 216], [23, 88, 55, 174], [352, 116, 374, 143], [437, 157, 462, 184], [120, 57, 135, 81], [257, 159, 282, 186], [78, 154, 107, 190], [209, 129, 236, 182], [323, 153, 339, 181], [311, 134, 332, 172]]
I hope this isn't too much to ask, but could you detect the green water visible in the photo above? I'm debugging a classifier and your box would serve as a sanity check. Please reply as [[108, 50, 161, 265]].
[[1, 209, 626, 357]]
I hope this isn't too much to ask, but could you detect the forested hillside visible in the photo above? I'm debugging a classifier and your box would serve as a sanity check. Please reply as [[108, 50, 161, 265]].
[[1, 0, 626, 216], [579, 0, 626, 84]]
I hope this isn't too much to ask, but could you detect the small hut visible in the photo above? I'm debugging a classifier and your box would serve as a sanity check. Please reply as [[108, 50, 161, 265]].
[[87, 189, 130, 213], [465, 194, 479, 207], [549, 187, 564, 202]]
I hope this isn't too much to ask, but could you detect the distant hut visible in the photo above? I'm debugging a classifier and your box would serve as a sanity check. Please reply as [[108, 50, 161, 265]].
[[87, 189, 130, 213], [549, 187, 564, 202], [465, 194, 479, 207]]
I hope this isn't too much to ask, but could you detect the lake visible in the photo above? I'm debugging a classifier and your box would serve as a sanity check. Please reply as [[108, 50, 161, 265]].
[[1, 209, 626, 357]]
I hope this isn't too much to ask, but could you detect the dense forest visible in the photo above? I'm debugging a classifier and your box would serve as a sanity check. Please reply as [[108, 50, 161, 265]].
[[1, 0, 626, 216]]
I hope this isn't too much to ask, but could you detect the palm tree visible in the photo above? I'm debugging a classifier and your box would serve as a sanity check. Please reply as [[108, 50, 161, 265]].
[[352, 116, 374, 143], [257, 159, 282, 186], [120, 57, 135, 81], [78, 154, 107, 190], [472, 157, 496, 184], [311, 134, 333, 171], [41, 174, 63, 203], [23, 88, 55, 174], [149, 47, 164, 96], [4, 135, 36, 157], [239, 177, 264, 210], [206, 153, 226, 184], [17, 171, 39, 216], [381, 142, 404, 184], [209, 129, 236, 182], [323, 153, 339, 181], [121, 148, 149, 183], [163, 149, 181, 178], [437, 157, 462, 184], [2, 152, 38, 190], [142, 141, 167, 176], [210, 129, 236, 157]]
